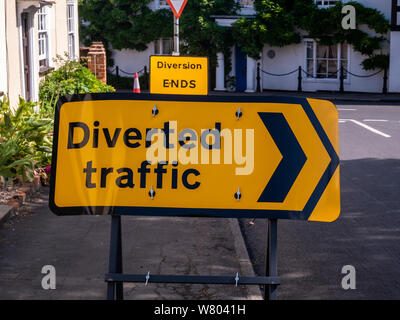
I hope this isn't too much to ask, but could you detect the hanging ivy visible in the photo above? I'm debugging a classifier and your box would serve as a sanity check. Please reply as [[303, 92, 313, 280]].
[[178, 0, 238, 81], [79, 0, 172, 51], [233, 0, 390, 70], [232, 0, 301, 60]]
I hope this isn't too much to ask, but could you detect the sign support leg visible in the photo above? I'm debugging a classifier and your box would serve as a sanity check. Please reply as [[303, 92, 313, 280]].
[[265, 218, 278, 300], [107, 214, 124, 300], [173, 16, 179, 56]]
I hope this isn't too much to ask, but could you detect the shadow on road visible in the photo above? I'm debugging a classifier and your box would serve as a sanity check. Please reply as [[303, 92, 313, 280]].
[[240, 158, 400, 299]]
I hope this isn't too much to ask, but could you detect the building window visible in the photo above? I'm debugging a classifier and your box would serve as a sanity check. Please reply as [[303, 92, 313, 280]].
[[154, 38, 173, 55], [306, 41, 348, 79], [38, 6, 49, 69], [67, 3, 75, 60], [239, 0, 254, 7], [315, 0, 339, 7], [158, 0, 169, 8]]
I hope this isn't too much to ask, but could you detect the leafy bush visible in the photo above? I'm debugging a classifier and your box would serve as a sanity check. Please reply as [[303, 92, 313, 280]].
[[0, 96, 53, 183], [39, 54, 115, 114]]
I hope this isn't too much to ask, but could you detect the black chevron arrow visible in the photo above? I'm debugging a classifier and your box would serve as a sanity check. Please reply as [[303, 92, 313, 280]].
[[257, 112, 307, 203]]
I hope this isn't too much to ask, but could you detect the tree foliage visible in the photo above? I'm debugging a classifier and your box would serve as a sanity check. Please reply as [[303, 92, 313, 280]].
[[80, 0, 390, 72], [80, 0, 172, 51], [80, 0, 238, 77], [233, 0, 390, 69]]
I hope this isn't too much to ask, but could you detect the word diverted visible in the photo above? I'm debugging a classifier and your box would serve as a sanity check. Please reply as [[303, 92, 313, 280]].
[[67, 120, 254, 191], [150, 56, 208, 95]]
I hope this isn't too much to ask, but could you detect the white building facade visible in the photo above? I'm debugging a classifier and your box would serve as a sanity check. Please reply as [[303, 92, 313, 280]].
[[0, 0, 8, 98], [0, 0, 80, 106], [110, 0, 399, 93]]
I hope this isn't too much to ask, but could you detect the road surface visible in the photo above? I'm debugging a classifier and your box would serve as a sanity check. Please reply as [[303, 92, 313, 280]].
[[240, 102, 400, 299]]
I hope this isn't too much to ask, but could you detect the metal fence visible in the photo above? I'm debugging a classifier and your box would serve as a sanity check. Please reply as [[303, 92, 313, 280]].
[[257, 63, 388, 94], [108, 66, 149, 90]]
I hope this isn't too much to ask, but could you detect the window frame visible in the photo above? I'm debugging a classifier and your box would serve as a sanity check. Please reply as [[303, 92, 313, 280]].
[[315, 0, 339, 8], [239, 0, 255, 8], [157, 0, 170, 9], [38, 6, 49, 69], [304, 39, 350, 83], [154, 38, 174, 55], [67, 2, 76, 60]]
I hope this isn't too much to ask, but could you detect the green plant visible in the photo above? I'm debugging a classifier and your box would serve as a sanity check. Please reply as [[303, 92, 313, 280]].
[[79, 0, 239, 87], [39, 54, 115, 114], [0, 96, 53, 183]]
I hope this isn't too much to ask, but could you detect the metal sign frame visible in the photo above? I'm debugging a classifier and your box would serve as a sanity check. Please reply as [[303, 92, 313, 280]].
[[105, 214, 279, 301], [49, 93, 340, 301]]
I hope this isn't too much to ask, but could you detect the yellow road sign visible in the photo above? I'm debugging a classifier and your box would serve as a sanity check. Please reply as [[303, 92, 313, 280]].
[[49, 94, 340, 222], [150, 56, 208, 95]]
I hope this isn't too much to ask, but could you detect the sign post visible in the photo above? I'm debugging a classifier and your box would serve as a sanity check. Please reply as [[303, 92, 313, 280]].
[[173, 16, 179, 56], [50, 94, 340, 300], [167, 0, 188, 56]]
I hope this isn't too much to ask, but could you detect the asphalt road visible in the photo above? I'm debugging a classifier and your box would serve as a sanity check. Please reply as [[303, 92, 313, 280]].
[[240, 102, 400, 299]]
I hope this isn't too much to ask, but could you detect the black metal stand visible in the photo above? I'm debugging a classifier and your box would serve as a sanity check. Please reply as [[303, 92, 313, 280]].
[[383, 67, 388, 94], [107, 215, 124, 300], [339, 66, 345, 93], [265, 219, 278, 300], [256, 63, 261, 93], [105, 216, 280, 300]]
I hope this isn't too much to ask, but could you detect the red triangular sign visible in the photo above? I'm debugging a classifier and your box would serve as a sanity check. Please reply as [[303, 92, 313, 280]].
[[167, 0, 188, 18]]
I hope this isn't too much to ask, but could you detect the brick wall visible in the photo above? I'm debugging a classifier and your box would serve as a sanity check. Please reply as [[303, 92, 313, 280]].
[[86, 42, 107, 84]]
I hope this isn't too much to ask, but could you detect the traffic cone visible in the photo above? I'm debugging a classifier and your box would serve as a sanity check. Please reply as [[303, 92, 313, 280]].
[[133, 72, 140, 93]]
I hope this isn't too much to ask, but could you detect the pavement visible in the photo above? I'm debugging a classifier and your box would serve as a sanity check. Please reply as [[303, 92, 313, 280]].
[[0, 205, 14, 227], [240, 103, 400, 299], [0, 187, 262, 300]]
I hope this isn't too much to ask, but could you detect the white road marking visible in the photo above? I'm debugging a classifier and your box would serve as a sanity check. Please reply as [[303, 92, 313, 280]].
[[363, 119, 388, 122], [340, 119, 391, 138], [338, 108, 357, 111]]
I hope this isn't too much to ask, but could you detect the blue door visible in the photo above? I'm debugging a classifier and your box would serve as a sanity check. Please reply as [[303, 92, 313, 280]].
[[235, 45, 247, 92]]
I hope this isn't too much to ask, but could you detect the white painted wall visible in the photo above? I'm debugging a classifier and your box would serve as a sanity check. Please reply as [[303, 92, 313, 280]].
[[0, 0, 82, 106], [389, 31, 400, 92], [111, 46, 154, 76], [261, 40, 388, 93], [0, 0, 7, 96], [261, 44, 301, 91]]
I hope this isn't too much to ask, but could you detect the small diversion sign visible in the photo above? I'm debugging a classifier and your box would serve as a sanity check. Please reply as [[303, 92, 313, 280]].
[[150, 56, 208, 95]]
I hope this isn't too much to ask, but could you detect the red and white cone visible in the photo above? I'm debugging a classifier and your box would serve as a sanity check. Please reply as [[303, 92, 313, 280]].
[[133, 72, 140, 93]]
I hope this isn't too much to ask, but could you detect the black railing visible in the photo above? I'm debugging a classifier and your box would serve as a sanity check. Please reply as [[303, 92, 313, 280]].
[[257, 64, 388, 94], [108, 66, 149, 90]]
